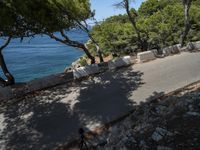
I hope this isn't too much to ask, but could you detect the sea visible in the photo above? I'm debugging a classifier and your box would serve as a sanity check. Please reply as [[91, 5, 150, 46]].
[[0, 30, 87, 82]]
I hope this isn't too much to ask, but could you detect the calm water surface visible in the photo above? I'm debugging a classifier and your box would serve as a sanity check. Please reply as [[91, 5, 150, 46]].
[[0, 31, 87, 82]]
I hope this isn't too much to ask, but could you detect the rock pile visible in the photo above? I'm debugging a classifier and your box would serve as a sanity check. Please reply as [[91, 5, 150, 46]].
[[86, 84, 200, 150]]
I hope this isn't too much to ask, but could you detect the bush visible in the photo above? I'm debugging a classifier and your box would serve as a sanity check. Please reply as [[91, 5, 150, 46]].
[[79, 57, 88, 66]]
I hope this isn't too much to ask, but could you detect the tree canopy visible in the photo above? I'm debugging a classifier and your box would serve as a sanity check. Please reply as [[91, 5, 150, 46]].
[[10, 0, 96, 63], [0, 0, 35, 86], [89, 0, 200, 55], [0, 0, 96, 86]]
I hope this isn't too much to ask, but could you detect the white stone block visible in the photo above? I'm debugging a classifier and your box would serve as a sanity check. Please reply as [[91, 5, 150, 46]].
[[73, 64, 99, 79], [151, 49, 158, 56], [137, 51, 156, 63], [194, 41, 200, 49], [162, 45, 180, 55], [171, 45, 180, 54], [187, 42, 195, 50], [108, 56, 133, 69], [162, 47, 170, 56]]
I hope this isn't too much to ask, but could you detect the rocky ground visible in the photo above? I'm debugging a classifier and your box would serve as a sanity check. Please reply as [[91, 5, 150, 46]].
[[78, 82, 200, 150]]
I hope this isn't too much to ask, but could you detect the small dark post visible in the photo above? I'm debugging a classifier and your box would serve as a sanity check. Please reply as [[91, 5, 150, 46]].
[[79, 128, 89, 150]]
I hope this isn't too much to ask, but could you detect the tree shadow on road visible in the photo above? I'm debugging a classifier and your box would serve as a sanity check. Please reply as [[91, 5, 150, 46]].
[[75, 67, 144, 129], [77, 85, 200, 150], [0, 66, 144, 150]]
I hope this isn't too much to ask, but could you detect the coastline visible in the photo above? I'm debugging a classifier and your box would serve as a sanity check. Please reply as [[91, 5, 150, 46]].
[[0, 33, 86, 82]]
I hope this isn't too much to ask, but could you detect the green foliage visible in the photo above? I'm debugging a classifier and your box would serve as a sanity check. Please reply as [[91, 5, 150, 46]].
[[188, 4, 200, 41], [0, 1, 31, 37], [90, 0, 200, 55], [91, 15, 137, 56], [7, 0, 92, 33], [140, 4, 184, 48], [79, 57, 88, 66], [138, 0, 180, 16]]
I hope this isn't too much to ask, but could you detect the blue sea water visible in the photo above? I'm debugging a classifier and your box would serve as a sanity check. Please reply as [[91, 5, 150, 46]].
[[0, 31, 87, 82]]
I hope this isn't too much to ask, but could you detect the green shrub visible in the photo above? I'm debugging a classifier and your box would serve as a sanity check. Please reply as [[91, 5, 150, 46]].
[[79, 57, 88, 66]]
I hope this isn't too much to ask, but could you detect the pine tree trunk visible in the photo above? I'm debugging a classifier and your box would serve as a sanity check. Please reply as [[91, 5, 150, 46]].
[[180, 0, 192, 47], [89, 36, 104, 62], [124, 0, 147, 51], [49, 32, 96, 64], [80, 44, 96, 64], [0, 51, 15, 86], [96, 45, 104, 63], [0, 36, 15, 86]]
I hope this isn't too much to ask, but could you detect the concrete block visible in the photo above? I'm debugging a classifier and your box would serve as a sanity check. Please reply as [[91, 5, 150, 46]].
[[187, 42, 195, 51], [137, 51, 156, 63], [176, 44, 182, 51], [171, 45, 180, 54], [194, 41, 200, 49], [162, 46, 172, 56], [151, 49, 158, 56], [73, 64, 100, 79], [108, 56, 133, 69], [162, 45, 180, 56], [122, 56, 133, 64]]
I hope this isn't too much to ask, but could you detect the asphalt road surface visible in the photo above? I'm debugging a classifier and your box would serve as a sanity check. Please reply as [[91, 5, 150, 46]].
[[0, 52, 200, 150]]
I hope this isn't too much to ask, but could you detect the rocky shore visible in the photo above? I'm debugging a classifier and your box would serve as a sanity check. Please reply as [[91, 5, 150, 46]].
[[83, 82, 200, 150]]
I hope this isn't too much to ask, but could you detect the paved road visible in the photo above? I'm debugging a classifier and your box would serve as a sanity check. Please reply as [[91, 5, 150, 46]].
[[0, 52, 200, 150]]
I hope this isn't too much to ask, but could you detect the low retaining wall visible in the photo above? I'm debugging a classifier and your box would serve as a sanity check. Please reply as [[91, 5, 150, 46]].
[[0, 72, 73, 102], [0, 56, 134, 102]]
